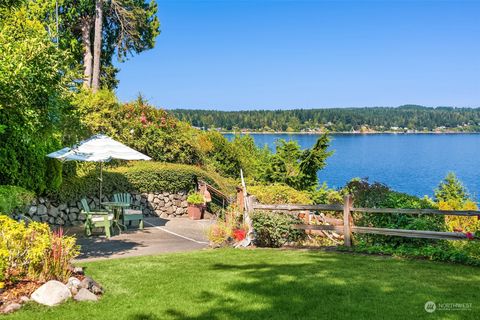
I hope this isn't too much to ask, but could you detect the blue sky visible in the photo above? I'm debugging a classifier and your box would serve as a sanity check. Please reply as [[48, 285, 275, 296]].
[[115, 0, 480, 110]]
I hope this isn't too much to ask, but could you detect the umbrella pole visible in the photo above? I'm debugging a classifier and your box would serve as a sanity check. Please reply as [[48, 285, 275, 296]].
[[99, 162, 103, 204]]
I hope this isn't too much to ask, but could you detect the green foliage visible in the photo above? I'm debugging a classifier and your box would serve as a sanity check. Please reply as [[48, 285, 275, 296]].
[[230, 134, 271, 180], [0, 185, 35, 215], [55, 162, 236, 202], [345, 242, 480, 267], [434, 172, 471, 203], [263, 134, 332, 190], [0, 216, 79, 288], [248, 185, 312, 204], [173, 105, 480, 132], [0, 5, 74, 193], [252, 211, 305, 247], [73, 91, 205, 165], [203, 131, 242, 177], [345, 179, 444, 247], [310, 183, 343, 204], [187, 193, 204, 205]]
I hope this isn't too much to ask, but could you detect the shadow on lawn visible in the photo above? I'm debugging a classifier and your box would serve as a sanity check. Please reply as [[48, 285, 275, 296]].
[[163, 251, 478, 320]]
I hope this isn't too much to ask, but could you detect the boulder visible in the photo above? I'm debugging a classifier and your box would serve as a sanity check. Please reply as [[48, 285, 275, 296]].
[[81, 277, 104, 294], [147, 194, 154, 202], [74, 288, 98, 302], [73, 266, 84, 275], [49, 206, 59, 217], [31, 280, 72, 306], [2, 303, 21, 313], [160, 212, 169, 219], [28, 206, 37, 216], [66, 277, 82, 295], [37, 204, 47, 215]]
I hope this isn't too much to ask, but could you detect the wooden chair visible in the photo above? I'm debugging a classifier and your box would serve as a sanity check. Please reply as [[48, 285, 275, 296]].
[[113, 193, 144, 229], [81, 199, 114, 238]]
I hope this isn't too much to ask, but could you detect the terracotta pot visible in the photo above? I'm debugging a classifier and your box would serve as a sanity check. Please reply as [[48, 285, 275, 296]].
[[187, 204, 203, 220]]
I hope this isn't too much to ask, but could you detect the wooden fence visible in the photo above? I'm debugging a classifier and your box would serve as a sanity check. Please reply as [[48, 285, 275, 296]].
[[249, 195, 480, 246]]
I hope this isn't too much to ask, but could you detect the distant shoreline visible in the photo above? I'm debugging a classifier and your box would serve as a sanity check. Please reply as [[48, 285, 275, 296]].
[[220, 131, 480, 135]]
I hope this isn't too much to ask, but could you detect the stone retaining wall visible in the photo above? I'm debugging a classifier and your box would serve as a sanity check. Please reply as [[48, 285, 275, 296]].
[[23, 191, 189, 226]]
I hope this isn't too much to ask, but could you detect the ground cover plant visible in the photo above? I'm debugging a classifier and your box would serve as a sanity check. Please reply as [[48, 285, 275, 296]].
[[5, 249, 480, 320]]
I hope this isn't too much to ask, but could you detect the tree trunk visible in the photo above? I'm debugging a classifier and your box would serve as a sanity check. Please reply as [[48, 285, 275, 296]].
[[91, 0, 103, 92], [81, 17, 93, 89]]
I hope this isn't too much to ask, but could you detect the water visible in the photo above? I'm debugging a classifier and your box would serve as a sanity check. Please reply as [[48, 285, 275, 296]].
[[224, 133, 480, 197]]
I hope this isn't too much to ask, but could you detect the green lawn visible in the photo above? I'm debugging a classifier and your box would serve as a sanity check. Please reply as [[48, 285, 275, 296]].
[[6, 249, 480, 320]]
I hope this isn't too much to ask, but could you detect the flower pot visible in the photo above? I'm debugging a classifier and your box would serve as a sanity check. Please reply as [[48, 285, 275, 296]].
[[187, 204, 203, 220]]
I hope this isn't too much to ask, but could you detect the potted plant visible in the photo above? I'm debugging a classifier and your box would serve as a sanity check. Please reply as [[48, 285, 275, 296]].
[[187, 193, 205, 220]]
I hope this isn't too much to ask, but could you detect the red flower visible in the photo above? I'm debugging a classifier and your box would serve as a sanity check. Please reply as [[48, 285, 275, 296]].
[[140, 114, 147, 124], [465, 232, 474, 240], [233, 229, 247, 241]]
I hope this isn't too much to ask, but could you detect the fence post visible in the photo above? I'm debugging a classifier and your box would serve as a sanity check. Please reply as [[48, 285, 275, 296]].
[[343, 195, 353, 247]]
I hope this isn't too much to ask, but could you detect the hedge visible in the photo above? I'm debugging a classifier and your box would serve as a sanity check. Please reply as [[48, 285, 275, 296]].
[[248, 184, 312, 204], [0, 185, 35, 214], [54, 162, 236, 202]]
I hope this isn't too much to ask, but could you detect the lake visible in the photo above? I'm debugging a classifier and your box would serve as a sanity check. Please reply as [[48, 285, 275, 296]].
[[224, 133, 480, 197]]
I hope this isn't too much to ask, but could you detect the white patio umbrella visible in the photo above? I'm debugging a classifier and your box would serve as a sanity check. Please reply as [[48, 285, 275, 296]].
[[47, 134, 151, 201]]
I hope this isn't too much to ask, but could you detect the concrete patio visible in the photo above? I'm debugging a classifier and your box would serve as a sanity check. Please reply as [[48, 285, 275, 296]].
[[71, 217, 213, 261]]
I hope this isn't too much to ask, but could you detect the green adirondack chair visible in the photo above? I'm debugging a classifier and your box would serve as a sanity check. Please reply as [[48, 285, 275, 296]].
[[113, 193, 144, 229], [81, 199, 114, 238]]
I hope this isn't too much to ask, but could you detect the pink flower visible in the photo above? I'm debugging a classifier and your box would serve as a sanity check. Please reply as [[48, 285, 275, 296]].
[[140, 114, 147, 124]]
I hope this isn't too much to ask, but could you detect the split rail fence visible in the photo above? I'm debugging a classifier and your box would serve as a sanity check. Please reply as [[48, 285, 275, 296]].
[[248, 195, 480, 246]]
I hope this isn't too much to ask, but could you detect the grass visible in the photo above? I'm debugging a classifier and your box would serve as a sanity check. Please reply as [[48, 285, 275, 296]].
[[6, 248, 480, 320]]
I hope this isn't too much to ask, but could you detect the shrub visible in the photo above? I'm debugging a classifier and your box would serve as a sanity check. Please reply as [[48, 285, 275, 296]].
[[310, 182, 343, 205], [208, 220, 234, 246], [252, 211, 305, 247], [0, 216, 79, 288], [187, 193, 204, 205], [345, 179, 444, 247], [248, 184, 312, 204], [54, 162, 236, 202], [0, 185, 35, 214]]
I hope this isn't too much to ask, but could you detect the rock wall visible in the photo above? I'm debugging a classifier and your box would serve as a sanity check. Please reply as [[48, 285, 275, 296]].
[[22, 191, 189, 226]]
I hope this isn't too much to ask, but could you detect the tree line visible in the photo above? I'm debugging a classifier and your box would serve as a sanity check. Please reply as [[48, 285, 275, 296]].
[[171, 105, 480, 132]]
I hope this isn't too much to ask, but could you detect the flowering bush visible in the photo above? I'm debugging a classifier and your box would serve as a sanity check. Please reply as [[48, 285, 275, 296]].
[[0, 216, 79, 288]]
